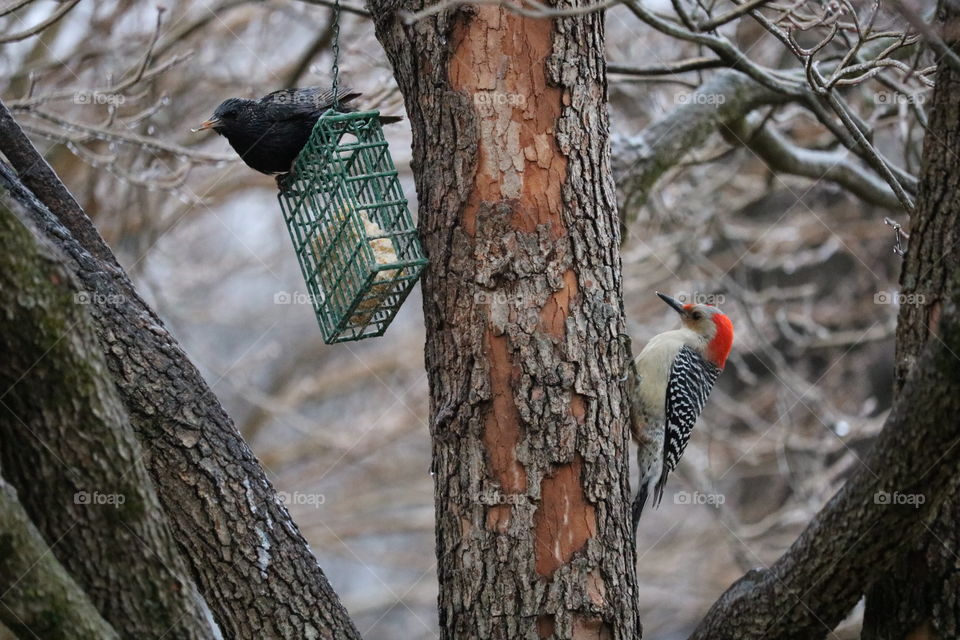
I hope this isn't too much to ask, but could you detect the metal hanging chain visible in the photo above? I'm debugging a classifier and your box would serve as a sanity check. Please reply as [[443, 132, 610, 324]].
[[331, 0, 341, 111]]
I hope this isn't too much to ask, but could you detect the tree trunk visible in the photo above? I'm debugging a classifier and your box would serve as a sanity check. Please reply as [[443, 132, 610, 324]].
[[862, 3, 960, 638], [371, 4, 640, 639], [0, 200, 213, 639]]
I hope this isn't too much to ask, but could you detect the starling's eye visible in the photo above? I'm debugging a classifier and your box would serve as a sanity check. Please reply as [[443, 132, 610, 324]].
[[222, 110, 237, 119], [691, 311, 703, 321]]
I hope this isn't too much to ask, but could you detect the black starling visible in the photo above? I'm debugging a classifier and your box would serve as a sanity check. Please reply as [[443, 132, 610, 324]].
[[193, 86, 401, 178]]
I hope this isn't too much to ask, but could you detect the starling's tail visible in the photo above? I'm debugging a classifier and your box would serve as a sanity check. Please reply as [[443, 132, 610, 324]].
[[378, 114, 404, 125]]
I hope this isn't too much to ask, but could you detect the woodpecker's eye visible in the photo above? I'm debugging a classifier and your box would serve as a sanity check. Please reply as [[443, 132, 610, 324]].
[[691, 311, 703, 321]]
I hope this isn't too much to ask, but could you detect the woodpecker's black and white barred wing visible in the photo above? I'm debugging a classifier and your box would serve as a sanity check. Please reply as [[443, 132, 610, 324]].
[[653, 345, 721, 507]]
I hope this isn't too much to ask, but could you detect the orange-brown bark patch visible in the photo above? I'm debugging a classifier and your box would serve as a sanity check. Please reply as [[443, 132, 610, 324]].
[[485, 504, 513, 534], [929, 300, 942, 336], [906, 621, 936, 640], [572, 616, 613, 640], [570, 393, 587, 425], [585, 570, 606, 607], [483, 330, 527, 497], [540, 268, 577, 337], [537, 614, 556, 638], [448, 6, 567, 239], [533, 454, 597, 577]]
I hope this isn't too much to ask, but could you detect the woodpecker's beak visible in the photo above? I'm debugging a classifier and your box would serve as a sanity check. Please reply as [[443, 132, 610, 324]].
[[191, 117, 220, 133], [656, 292, 686, 316]]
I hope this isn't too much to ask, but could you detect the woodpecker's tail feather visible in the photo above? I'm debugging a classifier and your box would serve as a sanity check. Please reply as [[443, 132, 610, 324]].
[[631, 484, 649, 536], [653, 470, 669, 509]]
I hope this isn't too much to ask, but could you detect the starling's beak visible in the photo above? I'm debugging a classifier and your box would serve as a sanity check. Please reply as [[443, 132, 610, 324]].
[[191, 117, 220, 133], [656, 292, 687, 316]]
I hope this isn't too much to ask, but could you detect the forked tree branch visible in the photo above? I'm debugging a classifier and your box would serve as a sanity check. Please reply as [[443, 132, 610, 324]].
[[0, 475, 119, 640]]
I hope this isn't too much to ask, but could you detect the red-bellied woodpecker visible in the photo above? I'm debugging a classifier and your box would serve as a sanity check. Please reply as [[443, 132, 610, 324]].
[[630, 292, 734, 532]]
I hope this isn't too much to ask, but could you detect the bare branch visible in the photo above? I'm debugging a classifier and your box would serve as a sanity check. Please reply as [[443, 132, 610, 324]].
[[0, 0, 81, 43], [697, 0, 774, 31], [608, 56, 726, 76], [889, 0, 960, 74], [294, 0, 372, 17], [613, 70, 791, 222], [721, 115, 903, 210], [0, 0, 34, 18], [23, 109, 234, 163]]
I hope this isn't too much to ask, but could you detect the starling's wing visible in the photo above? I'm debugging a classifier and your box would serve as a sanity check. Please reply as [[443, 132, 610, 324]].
[[652, 345, 721, 507], [259, 86, 361, 121]]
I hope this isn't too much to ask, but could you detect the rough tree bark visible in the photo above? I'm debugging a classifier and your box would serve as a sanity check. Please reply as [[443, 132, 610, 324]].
[[0, 111, 361, 638], [862, 3, 960, 638], [371, 4, 640, 639], [0, 200, 213, 637], [0, 473, 118, 639]]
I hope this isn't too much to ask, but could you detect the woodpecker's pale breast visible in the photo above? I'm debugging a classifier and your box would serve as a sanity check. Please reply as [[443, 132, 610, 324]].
[[634, 327, 707, 418]]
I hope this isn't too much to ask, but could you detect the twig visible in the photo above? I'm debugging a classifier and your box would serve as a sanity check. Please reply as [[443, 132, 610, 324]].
[[0, 0, 81, 43], [697, 0, 773, 31], [888, 0, 960, 74], [721, 115, 903, 210], [23, 110, 235, 163], [295, 0, 371, 17], [401, 0, 618, 24], [608, 57, 725, 76], [884, 217, 908, 256], [0, 0, 34, 18]]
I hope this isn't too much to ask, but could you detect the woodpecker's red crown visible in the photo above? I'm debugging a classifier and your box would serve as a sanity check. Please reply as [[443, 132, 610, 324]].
[[656, 292, 734, 368]]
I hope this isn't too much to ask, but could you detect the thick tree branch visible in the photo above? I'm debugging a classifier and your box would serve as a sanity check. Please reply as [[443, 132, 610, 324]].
[[0, 101, 120, 269], [0, 198, 214, 637], [0, 476, 119, 640], [612, 69, 790, 223]]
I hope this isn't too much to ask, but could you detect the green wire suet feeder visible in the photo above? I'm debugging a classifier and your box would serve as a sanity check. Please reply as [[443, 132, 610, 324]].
[[278, 111, 427, 343]]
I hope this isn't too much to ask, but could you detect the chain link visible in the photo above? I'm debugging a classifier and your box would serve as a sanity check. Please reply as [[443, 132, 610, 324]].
[[331, 0, 341, 111]]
